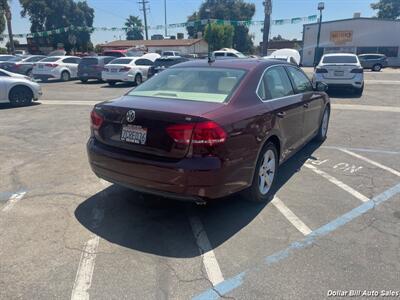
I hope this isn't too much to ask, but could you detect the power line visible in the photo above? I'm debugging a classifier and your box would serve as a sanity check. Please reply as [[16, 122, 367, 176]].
[[138, 0, 150, 40]]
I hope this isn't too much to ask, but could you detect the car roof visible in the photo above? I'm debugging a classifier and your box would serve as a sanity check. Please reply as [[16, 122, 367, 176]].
[[358, 53, 385, 56], [323, 53, 357, 57], [171, 58, 290, 71]]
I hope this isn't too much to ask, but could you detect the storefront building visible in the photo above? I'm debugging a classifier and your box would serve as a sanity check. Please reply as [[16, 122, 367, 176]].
[[302, 17, 400, 67]]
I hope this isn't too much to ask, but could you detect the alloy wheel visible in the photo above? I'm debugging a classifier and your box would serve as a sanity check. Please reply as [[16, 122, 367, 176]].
[[258, 149, 276, 195]]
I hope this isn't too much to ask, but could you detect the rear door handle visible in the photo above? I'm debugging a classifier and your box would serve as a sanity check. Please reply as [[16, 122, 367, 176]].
[[303, 103, 309, 108], [276, 111, 286, 118]]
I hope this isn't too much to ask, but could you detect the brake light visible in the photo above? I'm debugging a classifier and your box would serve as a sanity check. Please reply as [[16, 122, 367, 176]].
[[45, 63, 58, 68], [350, 68, 363, 73], [166, 121, 226, 146], [316, 68, 328, 73], [119, 67, 131, 72], [90, 110, 104, 130]]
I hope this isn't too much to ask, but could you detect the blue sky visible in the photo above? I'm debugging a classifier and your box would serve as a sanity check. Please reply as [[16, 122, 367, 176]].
[[8, 0, 377, 45]]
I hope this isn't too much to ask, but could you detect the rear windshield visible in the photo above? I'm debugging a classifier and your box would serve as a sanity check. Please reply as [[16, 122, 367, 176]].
[[109, 58, 133, 65], [129, 67, 246, 103], [40, 57, 60, 62], [0, 56, 15, 61], [81, 58, 99, 65], [25, 56, 45, 62], [322, 56, 358, 64], [154, 58, 186, 67], [7, 57, 23, 62]]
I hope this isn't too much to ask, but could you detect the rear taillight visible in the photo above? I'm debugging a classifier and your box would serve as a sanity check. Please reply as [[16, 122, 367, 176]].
[[166, 121, 227, 146], [45, 63, 58, 68], [316, 68, 328, 73], [120, 67, 131, 72], [350, 68, 363, 73], [90, 110, 104, 130]]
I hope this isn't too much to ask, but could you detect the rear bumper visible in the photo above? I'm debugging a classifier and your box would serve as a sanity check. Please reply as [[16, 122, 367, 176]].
[[78, 72, 102, 80], [87, 138, 247, 201], [101, 72, 135, 82], [313, 73, 364, 88]]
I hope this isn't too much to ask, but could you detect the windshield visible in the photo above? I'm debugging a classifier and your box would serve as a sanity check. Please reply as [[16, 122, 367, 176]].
[[40, 57, 60, 62], [129, 67, 246, 103], [0, 56, 15, 61], [322, 56, 358, 64], [81, 58, 99, 65], [109, 58, 133, 65], [7, 57, 23, 62], [154, 58, 186, 67], [25, 56, 45, 62]]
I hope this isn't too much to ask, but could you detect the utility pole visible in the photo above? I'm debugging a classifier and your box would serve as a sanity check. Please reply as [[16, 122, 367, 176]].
[[314, 2, 325, 66], [138, 0, 149, 40], [262, 0, 272, 56], [164, 0, 167, 37]]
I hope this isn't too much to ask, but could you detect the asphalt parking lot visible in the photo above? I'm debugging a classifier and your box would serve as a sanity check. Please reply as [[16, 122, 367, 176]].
[[1, 68, 400, 299]]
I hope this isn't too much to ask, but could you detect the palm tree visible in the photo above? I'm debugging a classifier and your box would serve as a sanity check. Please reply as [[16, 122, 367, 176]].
[[0, 0, 14, 54], [125, 15, 144, 40]]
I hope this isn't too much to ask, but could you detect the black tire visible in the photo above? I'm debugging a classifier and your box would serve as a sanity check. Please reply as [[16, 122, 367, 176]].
[[108, 81, 116, 86], [354, 84, 364, 97], [80, 79, 88, 83], [61, 71, 71, 82], [134, 74, 143, 86], [314, 106, 330, 142], [372, 64, 382, 72], [243, 142, 278, 203], [9, 86, 33, 107]]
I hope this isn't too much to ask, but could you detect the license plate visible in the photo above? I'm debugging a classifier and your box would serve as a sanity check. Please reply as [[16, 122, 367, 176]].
[[121, 125, 147, 145], [334, 71, 344, 76]]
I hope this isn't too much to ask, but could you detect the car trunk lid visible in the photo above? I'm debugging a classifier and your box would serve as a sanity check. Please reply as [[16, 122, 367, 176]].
[[94, 96, 224, 159], [321, 64, 358, 79]]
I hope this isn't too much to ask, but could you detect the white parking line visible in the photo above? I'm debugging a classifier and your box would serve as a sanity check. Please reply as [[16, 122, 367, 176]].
[[332, 104, 400, 113], [71, 235, 100, 300], [338, 148, 400, 177], [321, 146, 400, 155], [271, 197, 312, 236], [188, 214, 224, 286], [71, 207, 104, 300], [304, 163, 370, 202], [1, 192, 26, 212]]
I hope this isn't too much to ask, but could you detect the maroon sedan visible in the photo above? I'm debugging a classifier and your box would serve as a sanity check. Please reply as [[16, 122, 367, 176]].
[[87, 59, 330, 203]]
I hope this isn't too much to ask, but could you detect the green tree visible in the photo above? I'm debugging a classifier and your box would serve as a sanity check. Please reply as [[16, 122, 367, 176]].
[[371, 0, 400, 19], [0, 0, 15, 53], [125, 15, 143, 40], [186, 0, 256, 53], [204, 23, 234, 51], [19, 0, 95, 52]]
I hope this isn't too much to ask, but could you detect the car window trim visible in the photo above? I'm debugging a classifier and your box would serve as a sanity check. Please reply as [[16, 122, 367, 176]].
[[256, 64, 297, 103]]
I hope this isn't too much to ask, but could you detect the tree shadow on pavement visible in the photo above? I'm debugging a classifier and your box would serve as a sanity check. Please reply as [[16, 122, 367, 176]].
[[75, 141, 323, 258]]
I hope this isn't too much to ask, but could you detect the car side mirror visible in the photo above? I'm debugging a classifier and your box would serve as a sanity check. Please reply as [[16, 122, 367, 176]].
[[315, 82, 328, 92]]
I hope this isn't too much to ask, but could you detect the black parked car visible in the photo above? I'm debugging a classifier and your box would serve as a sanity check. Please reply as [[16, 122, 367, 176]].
[[0, 55, 46, 77], [78, 56, 116, 82], [358, 54, 388, 72], [148, 56, 189, 78]]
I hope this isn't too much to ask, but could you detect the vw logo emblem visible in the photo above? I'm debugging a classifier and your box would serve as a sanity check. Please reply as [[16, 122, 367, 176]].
[[126, 110, 136, 123]]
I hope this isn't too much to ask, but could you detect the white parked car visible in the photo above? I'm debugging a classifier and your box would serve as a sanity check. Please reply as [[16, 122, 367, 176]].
[[313, 53, 364, 96], [32, 56, 81, 82], [102, 55, 159, 86], [213, 48, 246, 58], [0, 68, 42, 106], [263, 55, 298, 65]]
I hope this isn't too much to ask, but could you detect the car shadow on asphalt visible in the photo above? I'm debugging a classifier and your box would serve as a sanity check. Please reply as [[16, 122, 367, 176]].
[[74, 141, 322, 258], [327, 89, 361, 99], [100, 83, 135, 89], [0, 102, 41, 110]]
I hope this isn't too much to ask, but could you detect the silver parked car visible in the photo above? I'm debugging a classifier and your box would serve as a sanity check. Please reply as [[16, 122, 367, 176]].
[[0, 69, 42, 106], [358, 54, 388, 72], [313, 53, 364, 96]]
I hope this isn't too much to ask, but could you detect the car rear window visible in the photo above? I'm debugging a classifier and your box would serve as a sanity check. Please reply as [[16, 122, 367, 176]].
[[322, 56, 358, 64], [80, 58, 99, 65], [40, 57, 60, 62], [129, 67, 246, 103], [154, 58, 186, 67], [8, 57, 23, 62], [109, 58, 133, 64]]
